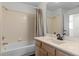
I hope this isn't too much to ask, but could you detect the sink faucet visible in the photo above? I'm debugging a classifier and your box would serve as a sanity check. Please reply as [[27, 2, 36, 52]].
[[56, 33, 66, 40], [56, 34, 63, 40]]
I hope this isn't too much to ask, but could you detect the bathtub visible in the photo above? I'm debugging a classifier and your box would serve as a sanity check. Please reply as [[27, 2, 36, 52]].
[[1, 41, 35, 56]]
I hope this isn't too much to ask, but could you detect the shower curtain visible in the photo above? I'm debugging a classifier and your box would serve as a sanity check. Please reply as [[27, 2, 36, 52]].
[[36, 8, 44, 37]]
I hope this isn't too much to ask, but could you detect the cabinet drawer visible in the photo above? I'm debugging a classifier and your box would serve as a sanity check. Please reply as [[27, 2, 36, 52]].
[[56, 49, 68, 56], [42, 43, 55, 56], [36, 40, 42, 47]]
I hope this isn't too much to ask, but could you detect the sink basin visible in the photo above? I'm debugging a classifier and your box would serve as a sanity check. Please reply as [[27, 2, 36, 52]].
[[35, 36, 66, 45], [53, 40, 64, 44], [48, 38, 65, 45], [43, 36, 65, 45]]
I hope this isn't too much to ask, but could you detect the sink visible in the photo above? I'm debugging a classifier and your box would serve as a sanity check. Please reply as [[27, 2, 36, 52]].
[[35, 36, 67, 45], [48, 38, 65, 45], [53, 40, 65, 44], [43, 36, 65, 45]]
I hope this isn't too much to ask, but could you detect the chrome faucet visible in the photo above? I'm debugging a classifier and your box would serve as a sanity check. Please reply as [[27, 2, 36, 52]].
[[56, 33, 66, 40], [56, 34, 63, 40]]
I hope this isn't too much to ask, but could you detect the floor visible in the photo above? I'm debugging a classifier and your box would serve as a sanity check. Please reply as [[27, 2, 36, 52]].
[[30, 54, 35, 56], [23, 54, 35, 56]]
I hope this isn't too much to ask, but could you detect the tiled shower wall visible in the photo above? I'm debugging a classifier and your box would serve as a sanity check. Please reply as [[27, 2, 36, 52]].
[[0, 3, 36, 51]]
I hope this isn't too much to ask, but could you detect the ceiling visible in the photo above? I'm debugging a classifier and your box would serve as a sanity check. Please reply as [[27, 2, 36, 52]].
[[23, 2, 40, 7], [23, 2, 79, 11], [47, 2, 79, 11]]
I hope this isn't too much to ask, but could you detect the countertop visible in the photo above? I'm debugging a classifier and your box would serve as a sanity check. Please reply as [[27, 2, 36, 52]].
[[34, 36, 79, 56]]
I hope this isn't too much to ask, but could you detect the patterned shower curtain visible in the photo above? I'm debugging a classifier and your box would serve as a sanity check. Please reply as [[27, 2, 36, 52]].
[[36, 8, 44, 37]]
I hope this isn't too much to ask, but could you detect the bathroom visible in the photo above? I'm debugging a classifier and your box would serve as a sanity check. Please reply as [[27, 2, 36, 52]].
[[0, 1, 79, 58]]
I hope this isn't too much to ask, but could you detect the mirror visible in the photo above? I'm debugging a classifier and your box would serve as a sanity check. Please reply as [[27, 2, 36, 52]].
[[46, 2, 79, 37], [46, 3, 64, 35], [69, 14, 79, 37]]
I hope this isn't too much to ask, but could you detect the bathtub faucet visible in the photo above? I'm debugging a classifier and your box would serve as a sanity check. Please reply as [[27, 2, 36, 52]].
[[2, 42, 8, 46]]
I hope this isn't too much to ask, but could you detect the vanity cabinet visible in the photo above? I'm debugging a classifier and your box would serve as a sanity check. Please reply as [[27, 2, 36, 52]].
[[35, 40, 69, 56], [35, 40, 55, 56], [36, 40, 48, 56]]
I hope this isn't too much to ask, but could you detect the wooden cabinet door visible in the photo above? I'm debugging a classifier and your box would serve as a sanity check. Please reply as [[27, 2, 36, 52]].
[[42, 43, 55, 56], [36, 40, 42, 48], [48, 52, 55, 56], [56, 49, 68, 56], [36, 47, 48, 56]]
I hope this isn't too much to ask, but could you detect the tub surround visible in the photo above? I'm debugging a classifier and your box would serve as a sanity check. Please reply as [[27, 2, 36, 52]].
[[35, 36, 79, 56]]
